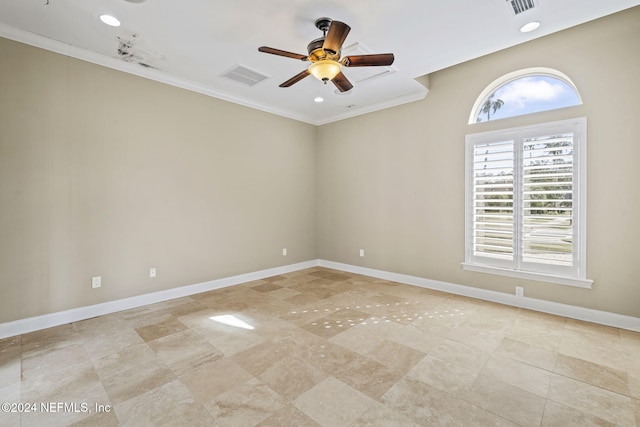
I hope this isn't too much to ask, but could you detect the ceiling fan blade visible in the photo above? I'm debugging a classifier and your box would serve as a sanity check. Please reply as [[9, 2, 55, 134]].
[[341, 53, 395, 67], [279, 70, 311, 87], [332, 71, 353, 92], [323, 21, 351, 55], [258, 46, 308, 61]]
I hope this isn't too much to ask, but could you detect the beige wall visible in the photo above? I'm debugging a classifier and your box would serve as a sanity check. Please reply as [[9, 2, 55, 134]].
[[0, 38, 317, 323], [318, 7, 640, 318], [2, 7, 639, 325]]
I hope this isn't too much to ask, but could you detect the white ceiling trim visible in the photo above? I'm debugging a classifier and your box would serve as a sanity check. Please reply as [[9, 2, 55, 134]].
[[0, 23, 427, 126], [315, 87, 428, 126], [0, 23, 316, 124]]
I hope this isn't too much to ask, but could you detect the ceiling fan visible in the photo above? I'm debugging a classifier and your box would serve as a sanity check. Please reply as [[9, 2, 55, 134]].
[[258, 17, 395, 92]]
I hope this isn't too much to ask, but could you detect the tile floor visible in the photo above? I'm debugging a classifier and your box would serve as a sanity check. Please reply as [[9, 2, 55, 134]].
[[1, 267, 639, 426]]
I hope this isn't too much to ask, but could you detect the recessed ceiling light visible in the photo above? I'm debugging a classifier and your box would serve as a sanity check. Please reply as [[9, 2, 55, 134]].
[[314, 97, 324, 103], [520, 21, 541, 33], [100, 14, 121, 27]]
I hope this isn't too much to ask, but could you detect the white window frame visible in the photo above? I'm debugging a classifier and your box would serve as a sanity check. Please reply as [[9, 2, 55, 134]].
[[463, 117, 592, 288]]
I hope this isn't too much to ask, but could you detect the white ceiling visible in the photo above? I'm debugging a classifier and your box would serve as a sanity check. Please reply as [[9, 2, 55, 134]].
[[1, 0, 638, 125]]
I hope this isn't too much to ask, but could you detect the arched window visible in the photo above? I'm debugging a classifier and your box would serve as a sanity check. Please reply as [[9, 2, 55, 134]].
[[469, 68, 582, 124], [464, 68, 590, 288]]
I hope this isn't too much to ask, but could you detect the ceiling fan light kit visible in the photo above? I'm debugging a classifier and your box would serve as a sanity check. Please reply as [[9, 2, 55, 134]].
[[258, 17, 394, 93], [308, 60, 341, 83]]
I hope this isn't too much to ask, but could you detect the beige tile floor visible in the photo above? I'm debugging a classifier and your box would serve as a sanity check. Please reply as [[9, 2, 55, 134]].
[[1, 267, 639, 426]]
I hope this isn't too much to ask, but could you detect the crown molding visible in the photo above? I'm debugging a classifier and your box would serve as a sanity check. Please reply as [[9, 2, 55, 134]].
[[0, 23, 427, 126], [314, 87, 428, 125], [0, 24, 316, 124]]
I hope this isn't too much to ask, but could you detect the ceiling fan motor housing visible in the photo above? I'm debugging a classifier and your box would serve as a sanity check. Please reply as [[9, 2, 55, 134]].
[[307, 38, 340, 62]]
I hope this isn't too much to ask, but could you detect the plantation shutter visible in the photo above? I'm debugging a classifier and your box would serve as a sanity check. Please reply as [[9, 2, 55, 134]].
[[471, 139, 515, 265], [465, 118, 588, 286], [521, 133, 574, 269]]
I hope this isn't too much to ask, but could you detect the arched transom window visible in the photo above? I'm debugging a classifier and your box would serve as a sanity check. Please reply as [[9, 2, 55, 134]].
[[469, 68, 582, 124]]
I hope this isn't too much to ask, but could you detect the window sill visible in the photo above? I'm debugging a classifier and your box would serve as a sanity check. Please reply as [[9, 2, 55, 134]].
[[461, 263, 593, 289]]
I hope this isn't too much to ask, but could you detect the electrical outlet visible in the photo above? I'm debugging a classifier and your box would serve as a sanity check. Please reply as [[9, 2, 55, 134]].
[[515, 286, 524, 297], [282, 248, 287, 256], [92, 276, 101, 289], [149, 268, 156, 278], [359, 249, 365, 257]]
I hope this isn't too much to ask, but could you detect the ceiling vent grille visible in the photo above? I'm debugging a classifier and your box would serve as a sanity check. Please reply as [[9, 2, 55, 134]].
[[508, 0, 538, 15], [220, 64, 269, 87]]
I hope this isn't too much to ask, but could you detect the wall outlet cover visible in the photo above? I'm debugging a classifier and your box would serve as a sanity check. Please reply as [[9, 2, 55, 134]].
[[92, 276, 101, 288]]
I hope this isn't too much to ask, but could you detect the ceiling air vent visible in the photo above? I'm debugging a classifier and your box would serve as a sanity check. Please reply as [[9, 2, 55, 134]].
[[508, 0, 538, 15], [220, 64, 269, 87]]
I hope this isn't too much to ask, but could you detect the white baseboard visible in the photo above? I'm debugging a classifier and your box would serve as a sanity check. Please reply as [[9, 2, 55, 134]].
[[2, 259, 638, 339], [319, 260, 640, 332], [0, 260, 317, 339]]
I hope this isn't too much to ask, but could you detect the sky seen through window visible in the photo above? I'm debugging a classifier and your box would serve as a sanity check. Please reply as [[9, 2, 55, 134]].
[[476, 75, 581, 122]]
